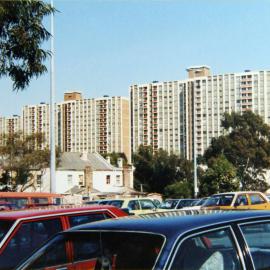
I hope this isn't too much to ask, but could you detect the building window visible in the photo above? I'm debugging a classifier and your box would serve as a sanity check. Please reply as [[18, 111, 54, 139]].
[[106, 175, 111, 184], [116, 175, 121, 185], [79, 175, 84, 186], [67, 175, 73, 187]]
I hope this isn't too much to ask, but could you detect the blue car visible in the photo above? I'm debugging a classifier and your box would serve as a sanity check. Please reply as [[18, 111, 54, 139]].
[[17, 210, 270, 270]]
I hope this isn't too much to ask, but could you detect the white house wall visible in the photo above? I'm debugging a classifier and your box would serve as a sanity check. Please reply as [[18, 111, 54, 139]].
[[92, 170, 123, 193], [40, 169, 124, 194]]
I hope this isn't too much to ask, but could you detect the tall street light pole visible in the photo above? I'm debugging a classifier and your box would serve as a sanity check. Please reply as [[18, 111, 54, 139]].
[[50, 0, 56, 193], [193, 87, 198, 198]]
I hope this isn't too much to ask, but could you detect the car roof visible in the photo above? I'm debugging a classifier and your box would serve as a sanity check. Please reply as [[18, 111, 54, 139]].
[[213, 191, 264, 196], [69, 211, 270, 238], [0, 205, 124, 221]]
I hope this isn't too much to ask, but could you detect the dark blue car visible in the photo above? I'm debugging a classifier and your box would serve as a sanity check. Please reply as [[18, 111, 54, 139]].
[[17, 210, 270, 270]]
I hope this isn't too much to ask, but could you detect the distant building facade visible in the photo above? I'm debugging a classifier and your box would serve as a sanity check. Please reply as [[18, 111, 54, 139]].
[[130, 66, 270, 159], [20, 92, 131, 162], [0, 115, 21, 144], [33, 152, 133, 194], [57, 92, 131, 162]]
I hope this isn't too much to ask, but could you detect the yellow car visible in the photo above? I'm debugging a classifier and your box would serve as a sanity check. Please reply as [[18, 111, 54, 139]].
[[99, 198, 158, 215], [202, 191, 270, 210]]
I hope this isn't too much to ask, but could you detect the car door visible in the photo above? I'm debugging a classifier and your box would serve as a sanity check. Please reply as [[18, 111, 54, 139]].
[[239, 219, 270, 270], [234, 194, 250, 210], [168, 226, 245, 270], [0, 217, 63, 270], [248, 193, 269, 210], [126, 199, 141, 215], [138, 199, 157, 214]]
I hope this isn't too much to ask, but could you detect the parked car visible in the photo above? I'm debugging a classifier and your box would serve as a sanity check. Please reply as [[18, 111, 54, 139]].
[[158, 198, 197, 210], [202, 191, 270, 210], [17, 210, 270, 270], [0, 205, 127, 269], [95, 198, 158, 215], [181, 197, 209, 210], [0, 192, 63, 209]]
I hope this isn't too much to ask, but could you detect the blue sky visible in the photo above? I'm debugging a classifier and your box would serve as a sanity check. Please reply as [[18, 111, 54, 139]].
[[1, 0, 270, 116]]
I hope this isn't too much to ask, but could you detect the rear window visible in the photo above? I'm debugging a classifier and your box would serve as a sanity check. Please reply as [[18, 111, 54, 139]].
[[0, 220, 13, 242], [23, 232, 165, 270]]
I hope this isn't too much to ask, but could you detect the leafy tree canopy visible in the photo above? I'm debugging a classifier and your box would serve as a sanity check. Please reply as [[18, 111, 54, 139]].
[[200, 155, 239, 196], [133, 145, 194, 196], [204, 111, 270, 191], [0, 132, 59, 191], [0, 0, 54, 90], [164, 181, 193, 199]]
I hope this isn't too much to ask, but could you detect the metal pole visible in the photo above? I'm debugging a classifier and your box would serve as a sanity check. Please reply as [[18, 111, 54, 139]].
[[193, 86, 198, 198], [50, 0, 56, 193]]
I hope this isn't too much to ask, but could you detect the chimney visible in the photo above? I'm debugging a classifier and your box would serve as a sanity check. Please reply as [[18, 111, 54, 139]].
[[106, 156, 111, 164], [117, 158, 123, 168]]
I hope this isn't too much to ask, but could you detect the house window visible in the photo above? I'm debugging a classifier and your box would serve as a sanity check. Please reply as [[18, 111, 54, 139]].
[[36, 175, 42, 186], [106, 175, 110, 184], [67, 175, 73, 187], [116, 175, 121, 185], [79, 175, 84, 186]]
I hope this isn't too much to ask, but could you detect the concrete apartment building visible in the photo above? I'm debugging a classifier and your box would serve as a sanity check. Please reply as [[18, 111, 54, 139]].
[[22, 102, 53, 149], [57, 92, 131, 162], [21, 92, 131, 162], [130, 66, 270, 159], [0, 115, 22, 144]]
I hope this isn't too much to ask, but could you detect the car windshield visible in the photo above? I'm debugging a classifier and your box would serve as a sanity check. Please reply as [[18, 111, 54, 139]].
[[203, 195, 234, 207], [20, 231, 165, 270], [0, 220, 13, 242], [159, 199, 179, 209]]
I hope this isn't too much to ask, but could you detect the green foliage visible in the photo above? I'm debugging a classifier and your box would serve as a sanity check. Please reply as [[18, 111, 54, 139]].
[[204, 111, 270, 192], [102, 152, 128, 166], [133, 145, 194, 196], [164, 181, 193, 198], [0, 0, 54, 90], [0, 132, 59, 191], [200, 155, 239, 196]]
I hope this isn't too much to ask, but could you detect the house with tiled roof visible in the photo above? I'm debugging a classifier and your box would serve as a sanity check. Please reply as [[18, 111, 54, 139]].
[[28, 152, 134, 195]]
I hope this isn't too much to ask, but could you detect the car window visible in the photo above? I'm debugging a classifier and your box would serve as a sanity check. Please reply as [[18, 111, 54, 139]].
[[23, 232, 165, 270], [31, 198, 49, 204], [204, 195, 234, 207], [0, 218, 62, 269], [177, 200, 194, 209], [24, 236, 68, 269], [0, 220, 13, 242], [69, 213, 110, 227], [108, 200, 124, 208], [240, 222, 270, 270], [140, 199, 156, 210], [235, 195, 248, 206], [171, 228, 243, 270], [249, 194, 265, 205], [3, 197, 28, 209], [128, 200, 140, 210]]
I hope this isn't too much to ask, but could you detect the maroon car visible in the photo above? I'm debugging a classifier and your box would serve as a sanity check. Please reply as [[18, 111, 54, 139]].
[[0, 205, 127, 269]]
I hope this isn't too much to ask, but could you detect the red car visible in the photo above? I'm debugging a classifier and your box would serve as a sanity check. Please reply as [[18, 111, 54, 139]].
[[0, 205, 127, 269]]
